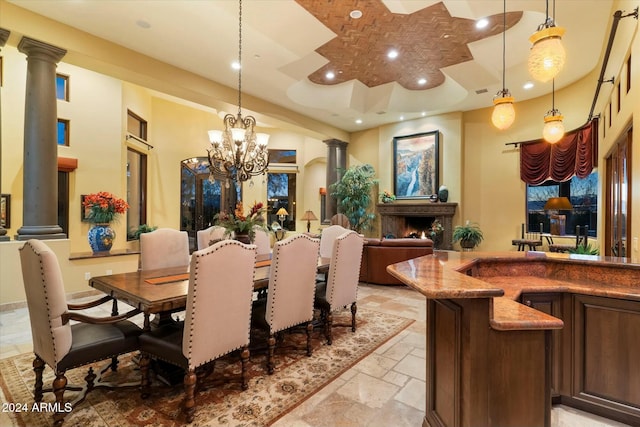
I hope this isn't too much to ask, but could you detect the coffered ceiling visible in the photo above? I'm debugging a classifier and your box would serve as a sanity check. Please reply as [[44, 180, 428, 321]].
[[4, 0, 617, 133]]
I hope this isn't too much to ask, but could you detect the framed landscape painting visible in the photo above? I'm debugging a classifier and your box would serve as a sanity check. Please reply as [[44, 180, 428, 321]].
[[393, 131, 439, 199]]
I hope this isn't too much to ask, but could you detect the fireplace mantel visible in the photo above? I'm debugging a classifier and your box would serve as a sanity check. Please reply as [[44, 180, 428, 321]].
[[377, 202, 458, 250]]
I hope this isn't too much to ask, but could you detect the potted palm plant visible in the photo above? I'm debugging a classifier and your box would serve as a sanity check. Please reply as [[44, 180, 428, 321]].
[[452, 221, 484, 250]]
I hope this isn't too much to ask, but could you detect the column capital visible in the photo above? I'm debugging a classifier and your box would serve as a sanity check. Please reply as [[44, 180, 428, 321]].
[[323, 138, 348, 149], [18, 37, 67, 63]]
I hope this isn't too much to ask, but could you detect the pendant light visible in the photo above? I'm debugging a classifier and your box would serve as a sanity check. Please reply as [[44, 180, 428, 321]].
[[492, 0, 515, 130], [542, 79, 564, 143], [207, 0, 269, 184], [528, 0, 566, 83]]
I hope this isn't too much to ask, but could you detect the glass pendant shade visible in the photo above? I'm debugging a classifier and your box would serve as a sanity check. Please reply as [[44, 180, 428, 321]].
[[543, 112, 565, 143], [528, 26, 566, 82], [492, 95, 516, 130]]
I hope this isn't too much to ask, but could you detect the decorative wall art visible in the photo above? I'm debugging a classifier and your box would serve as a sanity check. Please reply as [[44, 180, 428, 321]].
[[393, 131, 439, 199]]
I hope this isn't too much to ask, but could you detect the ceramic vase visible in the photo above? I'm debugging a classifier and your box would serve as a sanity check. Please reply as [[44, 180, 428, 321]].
[[88, 223, 115, 253], [438, 185, 449, 203]]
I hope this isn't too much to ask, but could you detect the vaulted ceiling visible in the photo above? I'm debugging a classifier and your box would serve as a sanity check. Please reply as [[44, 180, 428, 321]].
[[5, 0, 616, 133]]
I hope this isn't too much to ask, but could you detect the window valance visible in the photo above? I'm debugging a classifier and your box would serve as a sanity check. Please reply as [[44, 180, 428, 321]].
[[520, 118, 598, 185]]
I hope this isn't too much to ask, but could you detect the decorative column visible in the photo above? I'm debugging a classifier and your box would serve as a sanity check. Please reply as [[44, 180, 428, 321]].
[[0, 28, 9, 241], [323, 138, 348, 223], [16, 37, 67, 240]]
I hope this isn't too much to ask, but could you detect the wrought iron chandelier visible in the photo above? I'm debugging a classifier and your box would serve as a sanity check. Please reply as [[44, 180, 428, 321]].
[[207, 0, 269, 183]]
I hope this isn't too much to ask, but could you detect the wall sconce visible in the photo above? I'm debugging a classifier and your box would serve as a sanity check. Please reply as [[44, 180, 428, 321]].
[[300, 210, 318, 233], [319, 187, 327, 196]]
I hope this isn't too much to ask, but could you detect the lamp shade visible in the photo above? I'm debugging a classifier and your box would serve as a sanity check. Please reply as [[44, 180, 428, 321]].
[[528, 26, 566, 82], [492, 96, 516, 130], [276, 207, 289, 217], [544, 197, 572, 210], [301, 210, 318, 221]]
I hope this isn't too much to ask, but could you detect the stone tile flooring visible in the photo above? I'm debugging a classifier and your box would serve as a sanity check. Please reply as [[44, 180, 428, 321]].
[[0, 283, 631, 426]]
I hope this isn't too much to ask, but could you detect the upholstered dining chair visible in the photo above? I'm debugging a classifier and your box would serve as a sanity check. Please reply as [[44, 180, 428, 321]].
[[19, 239, 142, 427], [139, 239, 257, 423], [196, 225, 227, 250], [315, 230, 364, 345], [252, 225, 271, 261], [319, 224, 349, 259], [251, 234, 320, 374], [140, 227, 190, 270]]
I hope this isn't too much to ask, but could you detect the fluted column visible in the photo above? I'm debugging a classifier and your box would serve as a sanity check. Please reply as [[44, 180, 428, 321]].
[[0, 28, 9, 241], [16, 37, 67, 240], [323, 138, 348, 223]]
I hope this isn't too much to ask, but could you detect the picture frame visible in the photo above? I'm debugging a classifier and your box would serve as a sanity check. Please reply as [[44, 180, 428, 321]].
[[1, 194, 10, 228], [393, 131, 439, 199], [80, 195, 91, 222]]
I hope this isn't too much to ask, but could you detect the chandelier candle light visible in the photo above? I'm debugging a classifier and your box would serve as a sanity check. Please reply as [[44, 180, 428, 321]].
[[207, 0, 269, 184], [527, 0, 566, 83], [491, 0, 515, 130]]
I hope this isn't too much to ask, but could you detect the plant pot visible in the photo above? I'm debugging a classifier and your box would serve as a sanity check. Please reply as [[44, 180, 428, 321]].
[[88, 223, 115, 253], [460, 239, 476, 250], [234, 233, 251, 244]]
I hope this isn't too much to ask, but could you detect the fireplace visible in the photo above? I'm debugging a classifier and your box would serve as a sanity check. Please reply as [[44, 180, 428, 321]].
[[377, 202, 457, 250]]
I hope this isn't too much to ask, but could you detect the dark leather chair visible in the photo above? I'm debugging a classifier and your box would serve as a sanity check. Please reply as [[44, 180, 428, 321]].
[[359, 237, 434, 285], [19, 239, 142, 427]]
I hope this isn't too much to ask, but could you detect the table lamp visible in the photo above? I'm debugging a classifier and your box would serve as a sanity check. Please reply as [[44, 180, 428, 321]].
[[276, 207, 288, 228], [301, 210, 318, 233], [544, 197, 572, 235]]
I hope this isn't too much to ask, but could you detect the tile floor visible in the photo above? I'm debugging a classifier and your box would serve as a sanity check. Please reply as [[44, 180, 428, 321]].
[[0, 283, 631, 427]]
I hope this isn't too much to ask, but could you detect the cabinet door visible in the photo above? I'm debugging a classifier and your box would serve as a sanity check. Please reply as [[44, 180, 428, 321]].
[[521, 293, 563, 399], [572, 294, 640, 424]]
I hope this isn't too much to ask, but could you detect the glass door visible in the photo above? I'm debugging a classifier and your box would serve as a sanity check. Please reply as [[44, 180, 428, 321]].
[[605, 128, 631, 257]]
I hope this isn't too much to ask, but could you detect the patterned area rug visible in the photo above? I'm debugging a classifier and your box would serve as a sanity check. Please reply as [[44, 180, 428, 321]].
[[0, 309, 413, 427]]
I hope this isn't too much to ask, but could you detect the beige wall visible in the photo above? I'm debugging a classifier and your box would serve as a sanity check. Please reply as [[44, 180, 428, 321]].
[[1, 0, 639, 306]]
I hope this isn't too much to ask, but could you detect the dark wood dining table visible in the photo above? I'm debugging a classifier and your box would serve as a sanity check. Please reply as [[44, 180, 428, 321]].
[[89, 258, 330, 330]]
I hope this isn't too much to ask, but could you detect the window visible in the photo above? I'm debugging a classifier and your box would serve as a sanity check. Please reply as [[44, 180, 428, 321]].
[[57, 171, 69, 236], [126, 148, 148, 240], [627, 55, 632, 93], [267, 173, 297, 230], [127, 110, 147, 140], [526, 172, 598, 237], [268, 149, 296, 164], [56, 74, 69, 101], [617, 82, 621, 112], [57, 119, 69, 146]]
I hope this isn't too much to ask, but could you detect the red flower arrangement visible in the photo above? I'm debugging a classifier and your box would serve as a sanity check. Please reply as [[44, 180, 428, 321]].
[[214, 201, 266, 242], [82, 192, 129, 224]]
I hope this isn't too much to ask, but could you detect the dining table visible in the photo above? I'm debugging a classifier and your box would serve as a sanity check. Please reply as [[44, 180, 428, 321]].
[[89, 257, 330, 330]]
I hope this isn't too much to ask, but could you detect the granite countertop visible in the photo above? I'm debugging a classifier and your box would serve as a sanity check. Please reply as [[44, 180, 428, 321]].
[[386, 250, 640, 331]]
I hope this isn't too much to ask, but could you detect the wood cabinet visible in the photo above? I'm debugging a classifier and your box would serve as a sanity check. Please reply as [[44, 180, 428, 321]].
[[521, 292, 640, 425], [520, 292, 565, 401]]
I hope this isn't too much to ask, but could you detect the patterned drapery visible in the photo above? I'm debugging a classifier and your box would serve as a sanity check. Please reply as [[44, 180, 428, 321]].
[[520, 118, 598, 185]]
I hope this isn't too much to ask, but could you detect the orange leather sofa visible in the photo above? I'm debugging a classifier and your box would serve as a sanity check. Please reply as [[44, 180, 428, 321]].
[[359, 237, 434, 285]]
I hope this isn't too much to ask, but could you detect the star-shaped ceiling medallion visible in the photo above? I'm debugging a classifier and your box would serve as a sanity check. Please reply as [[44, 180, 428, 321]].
[[296, 0, 522, 90]]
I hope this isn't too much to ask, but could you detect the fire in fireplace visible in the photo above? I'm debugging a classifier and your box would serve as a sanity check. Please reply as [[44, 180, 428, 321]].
[[404, 217, 435, 238]]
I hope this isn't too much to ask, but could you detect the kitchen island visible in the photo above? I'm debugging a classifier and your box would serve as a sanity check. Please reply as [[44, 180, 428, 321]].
[[387, 251, 640, 427]]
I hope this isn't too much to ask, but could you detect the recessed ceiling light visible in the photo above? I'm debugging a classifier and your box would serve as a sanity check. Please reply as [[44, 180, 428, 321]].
[[326, 71, 335, 80], [350, 10, 363, 19], [523, 81, 535, 90], [417, 78, 427, 85], [136, 19, 151, 29], [387, 49, 399, 59], [355, 119, 363, 124], [399, 115, 405, 121], [476, 18, 489, 29], [231, 61, 241, 70], [421, 112, 427, 117]]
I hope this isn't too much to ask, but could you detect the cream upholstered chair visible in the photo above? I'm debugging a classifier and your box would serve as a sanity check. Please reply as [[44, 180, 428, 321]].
[[251, 234, 320, 374], [196, 225, 227, 250], [319, 224, 349, 259], [315, 230, 364, 345], [140, 228, 190, 270], [139, 239, 257, 423], [19, 240, 142, 427], [252, 225, 271, 261]]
